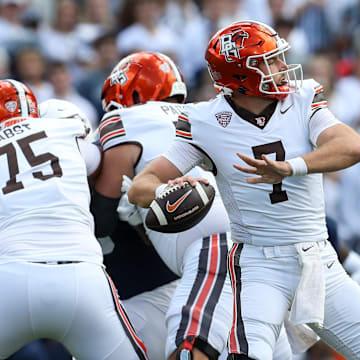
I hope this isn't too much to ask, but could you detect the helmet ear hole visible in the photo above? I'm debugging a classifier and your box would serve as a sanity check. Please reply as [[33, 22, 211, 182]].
[[132, 90, 140, 104], [232, 75, 247, 81], [164, 94, 185, 104]]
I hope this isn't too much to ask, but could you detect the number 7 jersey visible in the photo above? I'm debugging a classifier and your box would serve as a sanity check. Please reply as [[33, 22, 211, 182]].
[[169, 79, 340, 246]]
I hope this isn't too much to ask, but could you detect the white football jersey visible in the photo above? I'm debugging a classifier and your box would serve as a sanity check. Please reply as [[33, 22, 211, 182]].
[[100, 101, 182, 164], [165, 79, 341, 246], [0, 117, 102, 264], [99, 101, 229, 274], [99, 101, 185, 221]]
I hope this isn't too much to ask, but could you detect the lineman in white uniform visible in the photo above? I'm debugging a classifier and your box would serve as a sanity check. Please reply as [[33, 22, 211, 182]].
[[0, 82, 149, 360], [128, 21, 360, 360], [91, 51, 235, 360]]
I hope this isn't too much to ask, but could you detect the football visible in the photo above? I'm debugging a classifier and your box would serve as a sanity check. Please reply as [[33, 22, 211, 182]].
[[145, 182, 215, 233]]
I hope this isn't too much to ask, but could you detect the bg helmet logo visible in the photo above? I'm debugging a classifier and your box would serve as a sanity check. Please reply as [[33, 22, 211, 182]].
[[219, 30, 249, 62], [110, 61, 131, 86]]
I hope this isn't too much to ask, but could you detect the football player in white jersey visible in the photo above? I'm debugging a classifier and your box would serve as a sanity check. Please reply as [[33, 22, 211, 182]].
[[128, 21, 360, 360], [91, 51, 298, 360], [0, 80, 149, 360]]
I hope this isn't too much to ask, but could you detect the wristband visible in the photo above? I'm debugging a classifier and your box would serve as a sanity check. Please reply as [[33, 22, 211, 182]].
[[155, 183, 167, 198], [287, 157, 308, 176]]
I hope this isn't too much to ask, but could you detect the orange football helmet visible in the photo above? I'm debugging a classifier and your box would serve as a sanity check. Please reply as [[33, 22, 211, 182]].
[[0, 79, 38, 124], [206, 20, 303, 100], [101, 51, 187, 111]]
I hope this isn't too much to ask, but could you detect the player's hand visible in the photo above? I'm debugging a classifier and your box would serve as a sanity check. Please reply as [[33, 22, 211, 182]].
[[233, 153, 292, 184], [167, 175, 209, 188], [117, 175, 143, 226]]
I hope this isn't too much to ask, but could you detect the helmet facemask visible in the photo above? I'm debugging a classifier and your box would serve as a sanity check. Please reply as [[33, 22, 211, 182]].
[[246, 38, 303, 99]]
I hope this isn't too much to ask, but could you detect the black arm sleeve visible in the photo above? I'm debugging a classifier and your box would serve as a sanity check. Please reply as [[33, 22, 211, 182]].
[[90, 189, 120, 238]]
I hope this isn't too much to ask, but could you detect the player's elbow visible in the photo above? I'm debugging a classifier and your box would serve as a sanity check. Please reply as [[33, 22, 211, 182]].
[[345, 128, 360, 162], [344, 137, 360, 166], [127, 181, 143, 206]]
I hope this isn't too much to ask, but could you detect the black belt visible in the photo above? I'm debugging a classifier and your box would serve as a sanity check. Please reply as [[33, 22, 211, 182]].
[[31, 261, 82, 265]]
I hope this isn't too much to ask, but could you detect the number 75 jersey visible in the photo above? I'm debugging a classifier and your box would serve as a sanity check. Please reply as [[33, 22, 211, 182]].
[[172, 79, 339, 246], [0, 117, 102, 264]]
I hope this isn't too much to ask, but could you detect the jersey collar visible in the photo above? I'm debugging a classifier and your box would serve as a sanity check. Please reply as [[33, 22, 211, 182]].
[[224, 95, 278, 129]]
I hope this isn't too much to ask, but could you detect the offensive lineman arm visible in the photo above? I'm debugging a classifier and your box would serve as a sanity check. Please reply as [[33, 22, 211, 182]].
[[91, 143, 141, 237], [77, 138, 103, 186], [234, 122, 360, 184]]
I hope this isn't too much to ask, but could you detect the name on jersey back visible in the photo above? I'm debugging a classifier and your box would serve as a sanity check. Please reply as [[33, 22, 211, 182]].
[[0, 123, 31, 141]]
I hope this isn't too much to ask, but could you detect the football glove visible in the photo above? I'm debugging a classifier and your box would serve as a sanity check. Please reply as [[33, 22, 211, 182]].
[[117, 175, 143, 226], [97, 236, 115, 255]]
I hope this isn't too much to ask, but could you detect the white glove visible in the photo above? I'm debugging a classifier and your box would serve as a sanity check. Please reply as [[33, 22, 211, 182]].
[[121, 174, 133, 193], [97, 236, 115, 255], [117, 175, 143, 226]]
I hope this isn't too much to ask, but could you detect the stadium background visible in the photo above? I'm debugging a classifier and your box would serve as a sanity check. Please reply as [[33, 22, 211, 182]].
[[2, 0, 360, 359]]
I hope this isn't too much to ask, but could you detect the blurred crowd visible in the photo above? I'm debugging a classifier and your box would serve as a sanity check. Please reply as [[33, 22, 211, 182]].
[[3, 0, 360, 359]]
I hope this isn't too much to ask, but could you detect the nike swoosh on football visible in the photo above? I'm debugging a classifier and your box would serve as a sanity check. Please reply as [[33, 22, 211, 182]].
[[302, 245, 314, 252], [327, 261, 335, 269], [280, 104, 293, 114], [166, 189, 193, 213]]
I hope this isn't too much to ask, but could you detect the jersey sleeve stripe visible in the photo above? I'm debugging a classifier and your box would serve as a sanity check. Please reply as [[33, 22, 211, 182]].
[[175, 112, 192, 140], [98, 116, 122, 132], [311, 101, 328, 109], [99, 116, 126, 146], [312, 89, 326, 103], [176, 118, 191, 133], [311, 82, 327, 114], [176, 129, 192, 139], [100, 129, 126, 147], [178, 115, 189, 122]]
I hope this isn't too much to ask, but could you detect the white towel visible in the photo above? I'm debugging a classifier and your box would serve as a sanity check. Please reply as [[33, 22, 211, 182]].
[[288, 242, 325, 327]]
